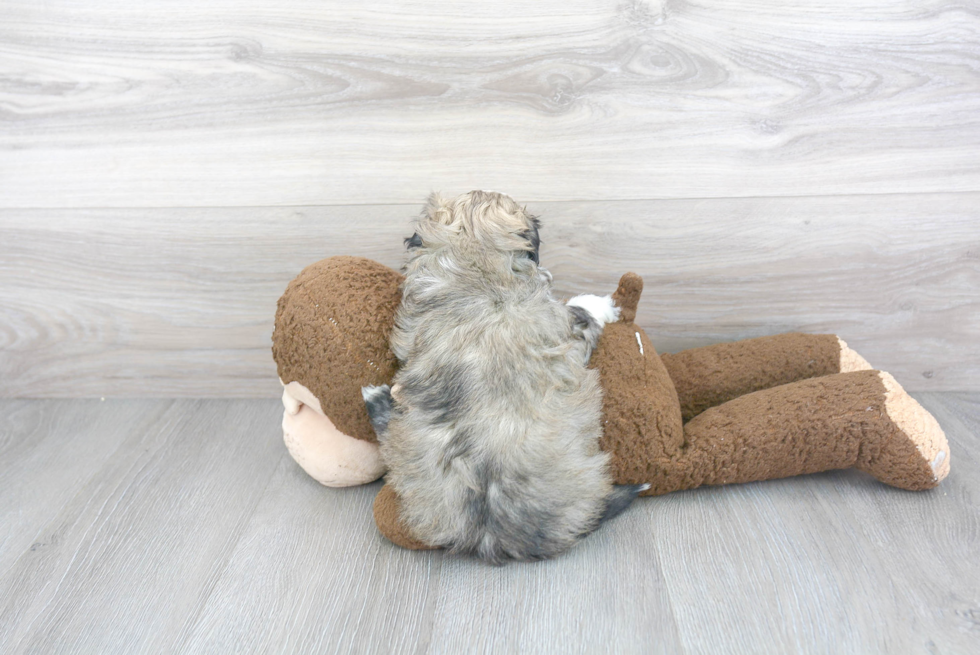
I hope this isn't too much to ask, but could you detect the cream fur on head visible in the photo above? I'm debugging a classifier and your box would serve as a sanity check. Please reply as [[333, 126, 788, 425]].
[[414, 191, 540, 261]]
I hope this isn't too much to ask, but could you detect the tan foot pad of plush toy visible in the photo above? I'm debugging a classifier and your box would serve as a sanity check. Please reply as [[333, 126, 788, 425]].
[[272, 257, 951, 551]]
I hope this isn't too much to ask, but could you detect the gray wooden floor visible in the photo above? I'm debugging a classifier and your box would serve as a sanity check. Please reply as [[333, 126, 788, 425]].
[[0, 395, 977, 654]]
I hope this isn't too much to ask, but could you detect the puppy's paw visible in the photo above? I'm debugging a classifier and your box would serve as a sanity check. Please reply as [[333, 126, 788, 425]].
[[567, 294, 621, 327]]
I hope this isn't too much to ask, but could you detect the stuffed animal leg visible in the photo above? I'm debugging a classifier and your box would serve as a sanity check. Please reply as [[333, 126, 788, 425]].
[[595, 273, 950, 496], [623, 369, 950, 495], [661, 332, 873, 422]]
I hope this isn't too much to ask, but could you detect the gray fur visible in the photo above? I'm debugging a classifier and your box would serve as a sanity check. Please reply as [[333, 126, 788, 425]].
[[372, 190, 635, 564], [567, 305, 603, 363], [602, 484, 650, 523], [362, 384, 393, 437]]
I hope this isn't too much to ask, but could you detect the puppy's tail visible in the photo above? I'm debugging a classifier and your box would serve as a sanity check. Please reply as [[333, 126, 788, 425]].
[[362, 384, 393, 439], [600, 484, 648, 523]]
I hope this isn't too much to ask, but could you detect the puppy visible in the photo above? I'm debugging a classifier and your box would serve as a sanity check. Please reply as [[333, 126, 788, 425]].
[[363, 190, 645, 563]]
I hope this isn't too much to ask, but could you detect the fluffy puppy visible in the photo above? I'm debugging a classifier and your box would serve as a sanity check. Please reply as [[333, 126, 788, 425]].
[[363, 190, 644, 563]]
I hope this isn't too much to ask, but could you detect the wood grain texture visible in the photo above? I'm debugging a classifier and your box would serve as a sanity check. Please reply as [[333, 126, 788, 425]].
[[187, 464, 681, 654], [0, 396, 977, 654], [1, 1, 978, 207], [0, 399, 169, 573], [2, 193, 977, 397], [0, 399, 284, 654]]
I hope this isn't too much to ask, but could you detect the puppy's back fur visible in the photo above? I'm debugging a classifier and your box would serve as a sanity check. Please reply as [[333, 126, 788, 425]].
[[376, 191, 636, 563]]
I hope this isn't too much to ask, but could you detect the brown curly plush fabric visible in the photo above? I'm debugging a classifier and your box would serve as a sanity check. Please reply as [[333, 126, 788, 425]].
[[373, 484, 437, 550], [592, 274, 686, 495], [672, 369, 940, 492], [273, 257, 404, 442], [661, 333, 842, 422]]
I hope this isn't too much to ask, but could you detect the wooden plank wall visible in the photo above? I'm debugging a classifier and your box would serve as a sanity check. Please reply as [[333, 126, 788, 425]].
[[1, 0, 978, 396]]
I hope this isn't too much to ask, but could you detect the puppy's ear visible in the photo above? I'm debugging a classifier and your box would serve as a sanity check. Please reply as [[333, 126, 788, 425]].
[[424, 191, 452, 225], [404, 232, 423, 250]]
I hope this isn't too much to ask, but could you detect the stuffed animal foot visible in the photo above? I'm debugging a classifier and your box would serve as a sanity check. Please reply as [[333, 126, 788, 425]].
[[373, 484, 437, 550], [281, 380, 386, 487], [868, 371, 950, 487], [650, 369, 951, 494]]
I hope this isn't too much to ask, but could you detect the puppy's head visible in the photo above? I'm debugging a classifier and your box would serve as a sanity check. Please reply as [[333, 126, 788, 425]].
[[406, 191, 541, 269]]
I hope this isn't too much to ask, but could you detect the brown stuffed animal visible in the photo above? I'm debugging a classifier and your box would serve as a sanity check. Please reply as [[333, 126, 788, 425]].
[[273, 257, 950, 550]]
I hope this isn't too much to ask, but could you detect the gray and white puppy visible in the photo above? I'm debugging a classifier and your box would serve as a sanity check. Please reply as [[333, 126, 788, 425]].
[[363, 190, 645, 563]]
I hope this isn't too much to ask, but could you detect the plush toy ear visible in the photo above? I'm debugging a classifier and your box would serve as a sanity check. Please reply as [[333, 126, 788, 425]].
[[611, 272, 643, 323]]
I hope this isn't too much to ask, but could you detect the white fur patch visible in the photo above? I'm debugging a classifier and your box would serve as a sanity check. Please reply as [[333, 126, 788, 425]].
[[361, 385, 388, 403], [567, 294, 620, 327]]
